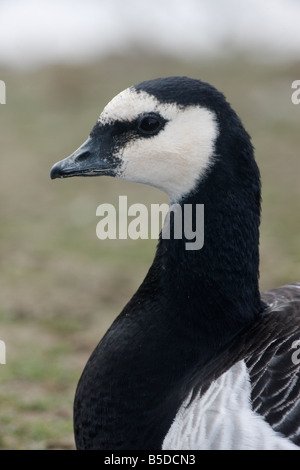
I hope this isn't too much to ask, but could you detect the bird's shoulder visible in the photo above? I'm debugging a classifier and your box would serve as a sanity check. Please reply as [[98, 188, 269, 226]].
[[189, 283, 300, 446]]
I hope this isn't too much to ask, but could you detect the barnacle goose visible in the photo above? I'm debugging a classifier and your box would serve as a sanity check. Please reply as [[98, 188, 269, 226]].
[[50, 77, 300, 450]]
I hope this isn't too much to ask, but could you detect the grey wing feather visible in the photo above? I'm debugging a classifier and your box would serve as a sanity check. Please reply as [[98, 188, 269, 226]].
[[246, 283, 300, 445], [189, 283, 300, 446]]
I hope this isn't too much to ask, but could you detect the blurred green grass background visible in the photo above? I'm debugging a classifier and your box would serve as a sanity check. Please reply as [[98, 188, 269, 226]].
[[0, 54, 299, 449]]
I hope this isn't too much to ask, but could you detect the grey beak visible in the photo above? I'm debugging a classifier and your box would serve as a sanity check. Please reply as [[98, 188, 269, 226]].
[[50, 136, 116, 180]]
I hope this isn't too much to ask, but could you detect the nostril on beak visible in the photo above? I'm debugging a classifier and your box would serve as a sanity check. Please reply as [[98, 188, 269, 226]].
[[76, 151, 91, 163]]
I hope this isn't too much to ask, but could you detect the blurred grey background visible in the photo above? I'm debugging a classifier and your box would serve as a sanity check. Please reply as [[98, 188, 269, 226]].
[[1, 0, 300, 67]]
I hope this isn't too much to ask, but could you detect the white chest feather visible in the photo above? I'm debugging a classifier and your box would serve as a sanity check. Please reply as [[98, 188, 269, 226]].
[[163, 361, 299, 450]]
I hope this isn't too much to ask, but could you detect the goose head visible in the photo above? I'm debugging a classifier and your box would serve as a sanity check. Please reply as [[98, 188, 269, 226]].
[[50, 76, 255, 204]]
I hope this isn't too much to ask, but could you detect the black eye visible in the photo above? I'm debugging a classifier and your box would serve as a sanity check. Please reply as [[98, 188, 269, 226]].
[[138, 114, 164, 135]]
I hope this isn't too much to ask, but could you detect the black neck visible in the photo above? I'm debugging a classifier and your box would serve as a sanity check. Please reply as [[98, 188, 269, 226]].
[[159, 163, 262, 342]]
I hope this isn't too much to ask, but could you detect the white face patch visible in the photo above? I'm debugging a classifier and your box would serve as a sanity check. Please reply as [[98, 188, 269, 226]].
[[99, 88, 218, 202]]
